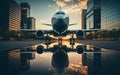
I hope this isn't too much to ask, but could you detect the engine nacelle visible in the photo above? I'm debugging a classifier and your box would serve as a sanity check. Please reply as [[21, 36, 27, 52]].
[[36, 31, 44, 38], [76, 45, 84, 54], [53, 45, 60, 52], [36, 45, 44, 54], [76, 30, 85, 39]]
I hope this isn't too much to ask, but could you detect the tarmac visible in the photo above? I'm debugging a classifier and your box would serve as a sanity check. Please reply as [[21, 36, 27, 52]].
[[0, 40, 120, 51], [0, 40, 42, 51], [77, 40, 120, 51]]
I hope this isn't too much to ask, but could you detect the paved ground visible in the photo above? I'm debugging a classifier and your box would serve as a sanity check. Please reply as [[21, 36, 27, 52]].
[[77, 40, 120, 50], [0, 40, 120, 51], [0, 40, 42, 51]]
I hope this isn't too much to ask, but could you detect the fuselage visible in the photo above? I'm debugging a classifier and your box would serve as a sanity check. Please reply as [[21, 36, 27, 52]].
[[52, 11, 69, 35]]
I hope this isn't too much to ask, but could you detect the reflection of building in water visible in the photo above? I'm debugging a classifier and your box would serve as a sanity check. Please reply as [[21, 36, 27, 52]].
[[0, 49, 21, 75], [0, 0, 21, 31], [20, 47, 35, 71], [82, 47, 101, 75], [8, 49, 21, 75], [20, 54, 30, 71], [0, 47, 35, 75], [0, 52, 9, 75]]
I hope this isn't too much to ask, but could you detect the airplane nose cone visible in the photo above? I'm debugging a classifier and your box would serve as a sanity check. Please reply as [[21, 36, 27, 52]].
[[57, 18, 64, 22], [53, 18, 68, 34]]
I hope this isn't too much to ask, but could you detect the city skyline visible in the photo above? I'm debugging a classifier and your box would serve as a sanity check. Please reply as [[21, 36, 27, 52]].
[[15, 0, 88, 30], [0, 1, 120, 74]]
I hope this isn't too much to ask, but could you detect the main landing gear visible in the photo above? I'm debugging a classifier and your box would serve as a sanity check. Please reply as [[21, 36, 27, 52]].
[[44, 34, 50, 45], [70, 33, 75, 45], [58, 37, 62, 46]]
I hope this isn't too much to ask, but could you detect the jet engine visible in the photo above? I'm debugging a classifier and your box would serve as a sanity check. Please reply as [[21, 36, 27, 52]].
[[76, 30, 85, 39], [36, 45, 44, 54], [36, 31, 44, 38], [76, 45, 84, 54], [53, 45, 60, 52]]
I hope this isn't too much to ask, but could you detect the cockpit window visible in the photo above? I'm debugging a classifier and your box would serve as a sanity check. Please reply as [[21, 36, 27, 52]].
[[56, 11, 65, 15]]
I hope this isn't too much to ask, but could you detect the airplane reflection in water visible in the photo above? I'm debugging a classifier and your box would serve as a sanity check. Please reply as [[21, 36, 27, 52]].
[[52, 50, 69, 73], [36, 41, 102, 74], [0, 41, 105, 75]]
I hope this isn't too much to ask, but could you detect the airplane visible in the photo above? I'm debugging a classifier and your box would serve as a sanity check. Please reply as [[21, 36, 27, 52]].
[[19, 41, 102, 74], [16, 7, 105, 41]]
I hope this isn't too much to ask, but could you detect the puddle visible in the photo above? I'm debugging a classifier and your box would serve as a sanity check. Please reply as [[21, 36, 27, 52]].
[[0, 41, 120, 75]]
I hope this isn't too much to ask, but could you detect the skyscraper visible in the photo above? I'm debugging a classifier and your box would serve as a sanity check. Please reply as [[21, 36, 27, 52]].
[[27, 17, 36, 29], [0, 0, 21, 31], [82, 46, 101, 75], [101, 0, 120, 30], [0, 0, 9, 31], [20, 2, 30, 29], [9, 0, 21, 31], [86, 0, 101, 29], [81, 9, 87, 29]]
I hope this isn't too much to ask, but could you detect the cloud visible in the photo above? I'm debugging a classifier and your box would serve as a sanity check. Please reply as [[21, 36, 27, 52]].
[[64, 0, 73, 2], [54, 0, 88, 14], [55, 0, 66, 7]]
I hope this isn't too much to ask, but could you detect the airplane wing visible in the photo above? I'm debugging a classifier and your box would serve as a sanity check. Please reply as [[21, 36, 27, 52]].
[[80, 29, 107, 32], [13, 29, 39, 32], [67, 29, 107, 33], [13, 29, 52, 32], [13, 29, 54, 38], [12, 28, 107, 38], [66, 29, 107, 39]]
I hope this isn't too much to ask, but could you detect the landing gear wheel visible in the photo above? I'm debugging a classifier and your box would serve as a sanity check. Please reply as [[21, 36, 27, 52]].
[[70, 38, 75, 45], [45, 36, 50, 45]]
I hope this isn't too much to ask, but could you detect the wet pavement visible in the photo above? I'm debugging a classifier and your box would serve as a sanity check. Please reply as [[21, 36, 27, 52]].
[[0, 41, 120, 75]]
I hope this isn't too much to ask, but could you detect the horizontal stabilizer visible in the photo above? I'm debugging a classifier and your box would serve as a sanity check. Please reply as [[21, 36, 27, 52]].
[[42, 23, 52, 26], [69, 23, 77, 26]]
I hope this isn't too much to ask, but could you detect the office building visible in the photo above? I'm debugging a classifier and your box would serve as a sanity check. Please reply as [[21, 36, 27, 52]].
[[9, 0, 21, 31], [0, 0, 21, 31], [81, 9, 87, 29], [27, 17, 36, 29], [0, 0, 9, 31], [86, 0, 101, 29], [82, 46, 101, 75], [101, 0, 120, 30], [9, 49, 21, 74], [20, 2, 30, 29]]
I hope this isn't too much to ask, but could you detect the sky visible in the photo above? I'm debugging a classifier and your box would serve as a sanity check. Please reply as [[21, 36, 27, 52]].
[[15, 0, 88, 30]]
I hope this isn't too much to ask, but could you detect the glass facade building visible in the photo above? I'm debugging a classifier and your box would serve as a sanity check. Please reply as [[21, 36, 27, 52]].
[[0, 0, 9, 31], [9, 0, 21, 31], [86, 0, 101, 29], [101, 0, 120, 30], [81, 9, 87, 29], [0, 0, 20, 31], [20, 2, 30, 29], [27, 17, 36, 29]]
